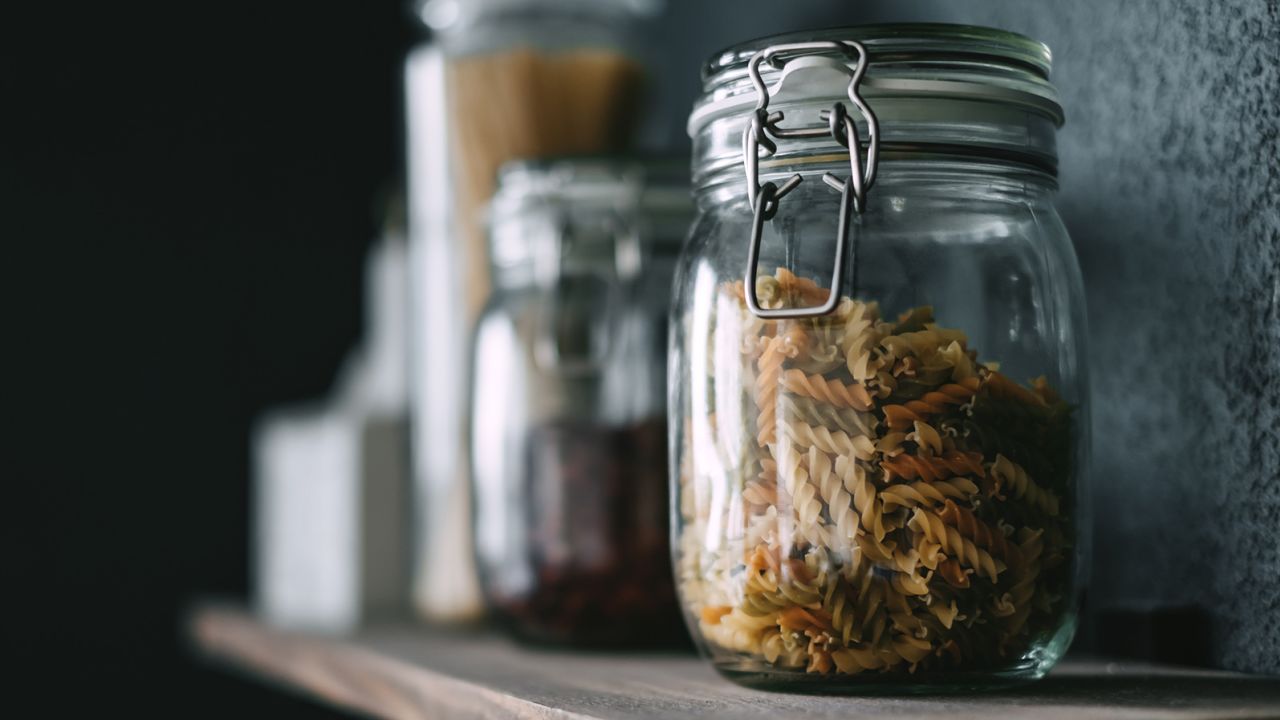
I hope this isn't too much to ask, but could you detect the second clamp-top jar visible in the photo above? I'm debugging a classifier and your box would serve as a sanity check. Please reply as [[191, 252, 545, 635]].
[[472, 158, 692, 647], [670, 25, 1089, 690]]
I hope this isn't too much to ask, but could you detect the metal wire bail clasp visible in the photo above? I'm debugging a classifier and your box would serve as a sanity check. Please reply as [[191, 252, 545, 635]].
[[742, 40, 881, 319], [532, 207, 641, 375]]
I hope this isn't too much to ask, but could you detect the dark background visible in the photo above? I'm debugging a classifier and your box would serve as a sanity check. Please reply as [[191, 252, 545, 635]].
[[8, 1, 409, 715], [7, 0, 1278, 715]]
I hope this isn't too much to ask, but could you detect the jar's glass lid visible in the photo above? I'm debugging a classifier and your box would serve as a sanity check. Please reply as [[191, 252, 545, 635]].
[[690, 23, 1063, 136]]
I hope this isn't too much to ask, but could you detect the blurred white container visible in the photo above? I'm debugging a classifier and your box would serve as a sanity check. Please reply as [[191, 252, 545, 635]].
[[253, 225, 412, 632]]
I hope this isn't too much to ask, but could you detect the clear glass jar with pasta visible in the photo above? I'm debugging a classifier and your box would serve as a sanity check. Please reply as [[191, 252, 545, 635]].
[[670, 25, 1089, 690], [472, 158, 692, 647]]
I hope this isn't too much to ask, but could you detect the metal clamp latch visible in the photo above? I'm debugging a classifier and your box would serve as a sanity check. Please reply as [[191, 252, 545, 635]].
[[742, 40, 881, 319], [532, 208, 642, 374]]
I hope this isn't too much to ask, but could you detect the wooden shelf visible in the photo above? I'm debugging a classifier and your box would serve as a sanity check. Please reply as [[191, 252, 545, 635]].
[[190, 605, 1280, 719]]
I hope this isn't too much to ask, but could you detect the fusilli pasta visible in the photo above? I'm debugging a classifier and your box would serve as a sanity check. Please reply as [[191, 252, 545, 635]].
[[677, 267, 1075, 678]]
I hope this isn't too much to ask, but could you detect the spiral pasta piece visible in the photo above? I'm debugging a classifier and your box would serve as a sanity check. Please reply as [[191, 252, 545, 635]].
[[760, 627, 808, 667], [912, 534, 945, 571], [702, 607, 777, 654], [773, 440, 824, 530], [745, 584, 804, 617], [781, 268, 832, 302], [907, 420, 945, 455], [781, 368, 874, 411], [807, 448, 859, 544], [743, 458, 778, 510], [830, 646, 891, 673], [783, 420, 877, 461], [824, 572, 888, 647], [743, 477, 777, 509], [881, 449, 986, 482], [985, 371, 1050, 408], [891, 569, 931, 597], [989, 454, 1060, 516], [936, 558, 971, 588], [879, 478, 981, 509], [833, 455, 885, 542], [883, 582, 926, 635], [938, 498, 1024, 572], [1004, 528, 1044, 639], [754, 328, 805, 447], [876, 430, 909, 458], [893, 634, 934, 665], [781, 394, 877, 439], [795, 519, 834, 549], [792, 339, 844, 375], [882, 376, 982, 430], [928, 598, 961, 630], [744, 554, 783, 598], [908, 508, 1005, 581], [744, 505, 779, 552], [853, 531, 899, 571]]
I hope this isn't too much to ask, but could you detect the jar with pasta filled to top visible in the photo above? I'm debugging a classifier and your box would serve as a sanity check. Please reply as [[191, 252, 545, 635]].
[[670, 25, 1089, 691], [471, 157, 693, 647]]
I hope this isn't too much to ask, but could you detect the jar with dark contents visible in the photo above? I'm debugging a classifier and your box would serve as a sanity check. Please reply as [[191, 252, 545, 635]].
[[470, 158, 691, 647]]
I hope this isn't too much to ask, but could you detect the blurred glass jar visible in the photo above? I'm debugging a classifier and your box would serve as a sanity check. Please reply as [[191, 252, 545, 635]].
[[404, 0, 654, 621], [670, 25, 1089, 690], [472, 158, 692, 647]]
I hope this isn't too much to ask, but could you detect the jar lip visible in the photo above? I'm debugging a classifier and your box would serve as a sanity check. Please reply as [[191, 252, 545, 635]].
[[702, 23, 1052, 81], [694, 152, 1060, 202], [690, 23, 1063, 137]]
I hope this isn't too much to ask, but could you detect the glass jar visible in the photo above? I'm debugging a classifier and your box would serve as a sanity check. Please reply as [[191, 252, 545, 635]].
[[405, 0, 652, 621], [472, 158, 692, 647], [670, 25, 1089, 690]]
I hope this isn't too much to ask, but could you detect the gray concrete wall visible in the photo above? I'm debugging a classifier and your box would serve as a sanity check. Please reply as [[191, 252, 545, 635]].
[[640, 0, 1280, 674]]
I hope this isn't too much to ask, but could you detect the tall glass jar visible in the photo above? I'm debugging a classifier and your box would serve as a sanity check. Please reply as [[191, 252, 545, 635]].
[[670, 25, 1089, 690], [472, 158, 692, 647], [404, 0, 652, 621]]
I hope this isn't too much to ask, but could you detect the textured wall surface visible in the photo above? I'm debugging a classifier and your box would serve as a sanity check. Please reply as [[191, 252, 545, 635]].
[[959, 0, 1280, 676], [643, 0, 1280, 673]]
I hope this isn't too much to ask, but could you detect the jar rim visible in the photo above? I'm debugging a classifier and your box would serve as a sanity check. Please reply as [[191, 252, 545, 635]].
[[702, 23, 1052, 81], [689, 23, 1063, 138]]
